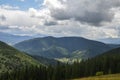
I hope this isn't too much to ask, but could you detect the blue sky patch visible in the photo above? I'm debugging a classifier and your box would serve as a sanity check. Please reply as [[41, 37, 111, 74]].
[[0, 0, 43, 10]]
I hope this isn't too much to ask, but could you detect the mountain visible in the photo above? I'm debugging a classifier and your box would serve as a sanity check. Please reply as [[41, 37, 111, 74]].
[[14, 37, 112, 62], [108, 44, 120, 49], [0, 32, 33, 45], [97, 38, 120, 44], [86, 47, 120, 64], [99, 47, 120, 57], [0, 41, 42, 74]]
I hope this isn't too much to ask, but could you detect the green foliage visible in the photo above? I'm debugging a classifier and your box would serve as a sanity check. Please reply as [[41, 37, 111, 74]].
[[96, 71, 104, 76]]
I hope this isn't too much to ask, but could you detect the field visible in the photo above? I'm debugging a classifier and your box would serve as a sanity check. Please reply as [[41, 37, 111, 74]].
[[73, 74, 120, 80]]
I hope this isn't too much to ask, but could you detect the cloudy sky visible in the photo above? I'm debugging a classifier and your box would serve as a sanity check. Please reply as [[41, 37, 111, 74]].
[[0, 0, 120, 39]]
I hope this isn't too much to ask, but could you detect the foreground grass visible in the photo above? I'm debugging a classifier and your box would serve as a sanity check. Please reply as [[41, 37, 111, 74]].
[[73, 74, 120, 80]]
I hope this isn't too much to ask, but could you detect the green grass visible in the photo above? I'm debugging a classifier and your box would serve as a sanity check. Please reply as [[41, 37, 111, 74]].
[[73, 74, 120, 80]]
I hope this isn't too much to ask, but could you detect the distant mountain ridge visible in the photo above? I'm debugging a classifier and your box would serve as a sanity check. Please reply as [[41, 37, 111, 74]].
[[14, 36, 112, 61], [0, 32, 33, 45], [97, 38, 120, 44]]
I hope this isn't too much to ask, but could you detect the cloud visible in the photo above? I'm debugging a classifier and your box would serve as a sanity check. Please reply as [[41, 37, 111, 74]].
[[0, 1, 120, 39], [0, 26, 10, 30], [15, 0, 25, 2], [44, 20, 58, 26], [0, 7, 42, 26], [0, 4, 19, 10], [20, 0, 24, 2], [0, 14, 6, 21], [44, 0, 120, 26], [28, 8, 58, 26]]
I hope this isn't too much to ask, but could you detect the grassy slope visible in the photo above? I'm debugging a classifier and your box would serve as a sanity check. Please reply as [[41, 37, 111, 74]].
[[73, 74, 120, 80]]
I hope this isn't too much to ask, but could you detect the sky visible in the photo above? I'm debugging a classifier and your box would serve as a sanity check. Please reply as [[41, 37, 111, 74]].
[[0, 0, 120, 40]]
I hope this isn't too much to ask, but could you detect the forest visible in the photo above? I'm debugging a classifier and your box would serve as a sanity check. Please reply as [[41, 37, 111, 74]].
[[1, 50, 120, 80]]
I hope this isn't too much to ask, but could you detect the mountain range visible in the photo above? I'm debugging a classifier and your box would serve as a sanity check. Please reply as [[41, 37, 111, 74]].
[[97, 38, 120, 44], [1, 37, 120, 79], [1, 31, 120, 63], [14, 36, 114, 62], [1, 33, 120, 79], [0, 32, 33, 45]]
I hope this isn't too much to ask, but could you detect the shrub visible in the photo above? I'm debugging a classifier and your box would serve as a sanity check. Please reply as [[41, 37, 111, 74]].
[[96, 71, 103, 76]]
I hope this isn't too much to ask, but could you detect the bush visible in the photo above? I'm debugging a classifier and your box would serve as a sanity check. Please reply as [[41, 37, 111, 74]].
[[96, 71, 103, 76]]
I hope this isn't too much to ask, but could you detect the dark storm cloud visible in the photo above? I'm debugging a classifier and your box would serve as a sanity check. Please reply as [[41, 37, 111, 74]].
[[75, 11, 114, 26]]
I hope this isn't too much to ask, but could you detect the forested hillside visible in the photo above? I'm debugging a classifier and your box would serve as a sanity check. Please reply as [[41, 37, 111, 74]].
[[0, 41, 41, 74], [1, 47, 120, 80]]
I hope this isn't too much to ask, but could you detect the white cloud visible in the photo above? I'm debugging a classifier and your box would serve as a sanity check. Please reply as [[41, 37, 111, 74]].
[[0, 7, 42, 26], [20, 0, 24, 2], [15, 0, 25, 2], [0, 1, 120, 39], [0, 4, 19, 10]]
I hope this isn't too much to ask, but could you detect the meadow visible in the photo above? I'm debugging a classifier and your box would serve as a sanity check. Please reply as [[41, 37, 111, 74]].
[[73, 74, 120, 80]]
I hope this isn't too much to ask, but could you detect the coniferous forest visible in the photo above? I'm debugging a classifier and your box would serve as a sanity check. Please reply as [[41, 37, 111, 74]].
[[1, 47, 120, 80]]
